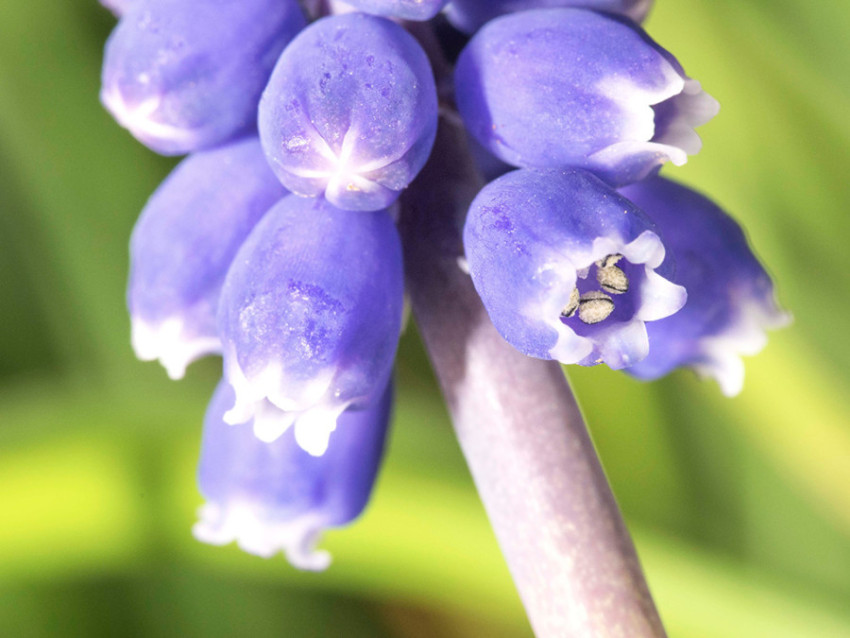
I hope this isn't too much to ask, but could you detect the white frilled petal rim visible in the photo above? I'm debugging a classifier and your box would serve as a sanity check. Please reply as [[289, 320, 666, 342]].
[[654, 78, 720, 156], [131, 316, 221, 380], [222, 349, 347, 456], [636, 270, 689, 322], [540, 231, 686, 369], [694, 292, 792, 397], [591, 64, 719, 178], [193, 502, 332, 571]]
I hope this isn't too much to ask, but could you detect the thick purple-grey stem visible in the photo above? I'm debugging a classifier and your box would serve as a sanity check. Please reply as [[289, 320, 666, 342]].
[[400, 117, 667, 638]]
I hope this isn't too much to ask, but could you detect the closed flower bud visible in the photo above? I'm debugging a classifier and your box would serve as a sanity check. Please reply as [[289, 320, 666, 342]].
[[128, 137, 287, 379], [463, 168, 686, 369], [217, 194, 404, 456], [620, 176, 790, 395], [194, 379, 393, 570], [454, 8, 719, 186], [258, 13, 438, 211], [101, 0, 305, 155]]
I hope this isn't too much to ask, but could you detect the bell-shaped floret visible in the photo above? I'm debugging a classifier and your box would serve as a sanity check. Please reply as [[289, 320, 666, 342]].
[[446, 0, 653, 34], [341, 0, 449, 21], [258, 13, 438, 212], [101, 0, 305, 155], [194, 378, 393, 570], [464, 168, 686, 369], [217, 194, 404, 455], [128, 137, 287, 379], [454, 8, 718, 187], [620, 176, 790, 395]]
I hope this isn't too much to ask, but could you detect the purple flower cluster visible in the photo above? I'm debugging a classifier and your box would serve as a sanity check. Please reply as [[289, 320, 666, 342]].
[[103, 0, 787, 567]]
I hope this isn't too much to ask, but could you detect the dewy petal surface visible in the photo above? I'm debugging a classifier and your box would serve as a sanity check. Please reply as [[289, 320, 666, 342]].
[[620, 175, 790, 395], [258, 13, 438, 211], [101, 0, 305, 154], [217, 194, 403, 453], [128, 137, 287, 379], [463, 168, 686, 369], [194, 379, 393, 569], [454, 8, 718, 186]]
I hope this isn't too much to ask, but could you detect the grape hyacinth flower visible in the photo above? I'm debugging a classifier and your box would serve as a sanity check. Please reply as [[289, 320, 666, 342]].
[[98, 0, 788, 634], [217, 194, 404, 456], [128, 137, 287, 380], [464, 168, 687, 369], [194, 379, 393, 570], [258, 13, 438, 211], [620, 176, 790, 395], [454, 8, 719, 186], [101, 0, 305, 154]]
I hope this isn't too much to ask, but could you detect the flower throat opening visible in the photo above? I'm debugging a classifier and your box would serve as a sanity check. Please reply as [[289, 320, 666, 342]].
[[560, 254, 631, 326]]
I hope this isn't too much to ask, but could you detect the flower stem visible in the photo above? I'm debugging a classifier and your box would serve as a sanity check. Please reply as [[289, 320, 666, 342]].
[[400, 117, 667, 638]]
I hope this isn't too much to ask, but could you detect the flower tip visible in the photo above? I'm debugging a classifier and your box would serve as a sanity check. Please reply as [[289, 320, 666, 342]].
[[100, 85, 196, 155], [699, 294, 790, 396], [696, 349, 746, 397], [193, 503, 332, 570], [683, 79, 721, 120], [293, 405, 348, 457], [636, 271, 688, 322], [227, 388, 347, 456], [651, 79, 719, 165], [250, 406, 296, 442], [287, 548, 332, 572], [130, 316, 219, 380]]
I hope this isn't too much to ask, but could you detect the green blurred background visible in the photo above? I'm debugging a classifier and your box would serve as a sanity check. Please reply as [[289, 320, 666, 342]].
[[2, 1, 849, 636]]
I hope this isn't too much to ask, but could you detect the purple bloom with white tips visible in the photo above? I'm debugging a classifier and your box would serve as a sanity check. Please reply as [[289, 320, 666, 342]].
[[258, 13, 438, 212], [128, 137, 287, 379], [97, 0, 790, 608], [101, 0, 305, 155], [464, 168, 686, 369], [342, 0, 449, 21], [217, 194, 404, 456], [194, 379, 393, 570], [454, 8, 719, 186], [445, 0, 653, 34], [620, 176, 790, 395]]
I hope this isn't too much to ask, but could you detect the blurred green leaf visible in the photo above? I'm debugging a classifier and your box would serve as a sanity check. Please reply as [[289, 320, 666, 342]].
[[0, 0, 175, 380]]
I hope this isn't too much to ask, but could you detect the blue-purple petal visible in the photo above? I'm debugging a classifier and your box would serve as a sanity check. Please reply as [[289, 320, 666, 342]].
[[194, 378, 393, 569], [101, 0, 305, 155], [454, 8, 718, 186], [620, 176, 790, 395], [258, 13, 438, 211], [128, 137, 287, 379], [217, 194, 404, 454], [464, 168, 686, 369]]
